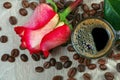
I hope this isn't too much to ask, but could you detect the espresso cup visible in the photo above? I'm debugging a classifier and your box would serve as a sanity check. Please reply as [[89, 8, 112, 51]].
[[71, 18, 120, 59]]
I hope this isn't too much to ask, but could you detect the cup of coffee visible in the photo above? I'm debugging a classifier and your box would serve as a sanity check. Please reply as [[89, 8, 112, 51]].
[[71, 18, 120, 59]]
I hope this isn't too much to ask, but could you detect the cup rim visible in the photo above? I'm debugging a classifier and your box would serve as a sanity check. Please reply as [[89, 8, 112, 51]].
[[71, 17, 116, 59]]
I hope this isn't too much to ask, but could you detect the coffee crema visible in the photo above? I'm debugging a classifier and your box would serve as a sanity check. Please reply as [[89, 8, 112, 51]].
[[71, 18, 115, 58]]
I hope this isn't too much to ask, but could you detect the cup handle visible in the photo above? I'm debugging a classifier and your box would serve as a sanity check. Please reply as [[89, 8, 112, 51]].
[[116, 30, 120, 40]]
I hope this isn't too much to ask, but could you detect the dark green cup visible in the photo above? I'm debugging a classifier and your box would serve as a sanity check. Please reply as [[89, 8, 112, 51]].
[[71, 18, 120, 59]]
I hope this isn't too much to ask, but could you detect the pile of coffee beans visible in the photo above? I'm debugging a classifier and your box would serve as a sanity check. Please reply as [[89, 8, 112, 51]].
[[1, 49, 19, 62]]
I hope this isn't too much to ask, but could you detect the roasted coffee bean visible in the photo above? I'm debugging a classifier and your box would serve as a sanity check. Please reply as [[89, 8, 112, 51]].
[[75, 13, 81, 22], [8, 56, 15, 62], [89, 9, 97, 16], [113, 53, 120, 60], [39, 0, 46, 3], [100, 1, 104, 9], [43, 62, 51, 69], [99, 64, 107, 70], [9, 16, 17, 25], [95, 11, 104, 18], [91, 3, 100, 10], [67, 45, 75, 52], [56, 2, 64, 10], [67, 78, 76, 80], [67, 67, 77, 78], [3, 2, 12, 9], [35, 66, 44, 73], [78, 57, 85, 64], [29, 2, 38, 10], [88, 64, 96, 70], [0, 27, 2, 31], [64, 1, 73, 8], [77, 64, 85, 72], [71, 19, 77, 28], [60, 0, 64, 4], [116, 63, 120, 72], [11, 49, 19, 57], [98, 58, 106, 65], [84, 59, 91, 66], [107, 50, 114, 58], [60, 56, 69, 62], [20, 54, 28, 62], [0, 35, 8, 43], [73, 53, 80, 60], [22, 0, 29, 8], [31, 54, 40, 61], [81, 4, 89, 12], [55, 62, 63, 70], [63, 61, 72, 68], [83, 73, 91, 80], [1, 54, 9, 61], [82, 12, 89, 19], [19, 8, 28, 16], [104, 72, 114, 80], [71, 8, 79, 15], [40, 52, 47, 59], [67, 14, 74, 21], [19, 44, 26, 50], [50, 58, 56, 66], [52, 75, 63, 80]]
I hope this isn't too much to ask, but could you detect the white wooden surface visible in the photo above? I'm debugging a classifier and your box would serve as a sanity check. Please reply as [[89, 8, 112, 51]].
[[0, 0, 120, 80]]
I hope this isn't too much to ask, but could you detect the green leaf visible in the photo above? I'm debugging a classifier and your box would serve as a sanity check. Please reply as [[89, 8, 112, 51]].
[[104, 0, 120, 31]]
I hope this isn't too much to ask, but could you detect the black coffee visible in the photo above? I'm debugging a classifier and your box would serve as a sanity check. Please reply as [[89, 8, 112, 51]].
[[92, 28, 109, 51]]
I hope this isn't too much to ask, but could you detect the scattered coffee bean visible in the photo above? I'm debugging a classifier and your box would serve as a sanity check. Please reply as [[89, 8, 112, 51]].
[[64, 1, 73, 8], [50, 58, 56, 66], [55, 62, 63, 70], [0, 35, 8, 43], [22, 0, 29, 8], [63, 61, 72, 68], [8, 56, 15, 62], [84, 59, 91, 66], [60, 56, 69, 62], [31, 54, 40, 61], [67, 14, 74, 21], [91, 3, 100, 10], [99, 64, 107, 70], [107, 50, 114, 58], [83, 73, 91, 80], [56, 2, 64, 10], [82, 12, 89, 18], [75, 13, 81, 22], [20, 54, 28, 62], [3, 2, 12, 9], [19, 44, 26, 50], [100, 1, 104, 9], [39, 0, 46, 3], [11, 49, 19, 57], [35, 66, 44, 73], [52, 75, 63, 80], [116, 63, 120, 72], [87, 64, 96, 70], [113, 53, 120, 60], [1, 54, 9, 61], [89, 9, 96, 16], [78, 57, 85, 64], [9, 16, 17, 25], [19, 8, 28, 16], [73, 53, 80, 60], [98, 58, 106, 65], [67, 67, 77, 78], [67, 78, 76, 80], [29, 2, 38, 10], [43, 62, 51, 69], [81, 4, 89, 12], [67, 45, 75, 52], [0, 27, 2, 31], [60, 0, 64, 4], [104, 72, 114, 80], [77, 64, 85, 72]]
